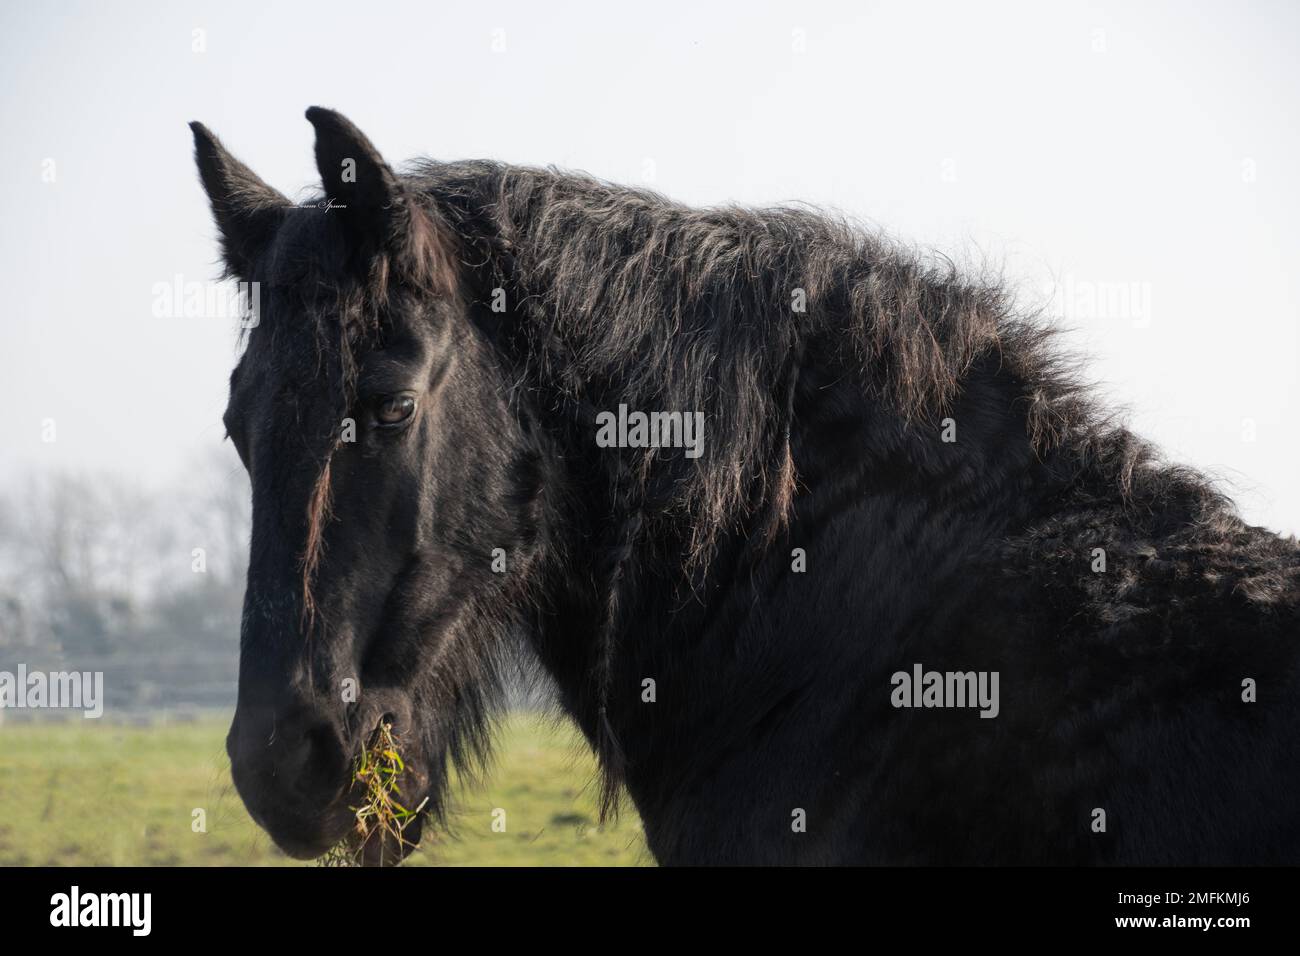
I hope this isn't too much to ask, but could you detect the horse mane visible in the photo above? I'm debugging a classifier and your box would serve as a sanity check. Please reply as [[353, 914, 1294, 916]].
[[411, 160, 1239, 555]]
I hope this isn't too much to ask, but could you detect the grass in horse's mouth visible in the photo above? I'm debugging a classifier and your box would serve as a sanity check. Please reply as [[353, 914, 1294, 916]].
[[317, 722, 423, 867]]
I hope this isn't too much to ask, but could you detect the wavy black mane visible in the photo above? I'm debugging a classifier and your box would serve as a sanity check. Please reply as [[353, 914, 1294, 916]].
[[410, 161, 1250, 555]]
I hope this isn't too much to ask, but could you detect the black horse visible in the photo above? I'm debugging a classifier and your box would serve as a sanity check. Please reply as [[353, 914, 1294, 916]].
[[193, 108, 1300, 865]]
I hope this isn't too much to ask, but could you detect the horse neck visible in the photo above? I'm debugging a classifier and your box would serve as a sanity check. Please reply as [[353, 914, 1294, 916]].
[[527, 331, 1063, 778], [791, 337, 1058, 529]]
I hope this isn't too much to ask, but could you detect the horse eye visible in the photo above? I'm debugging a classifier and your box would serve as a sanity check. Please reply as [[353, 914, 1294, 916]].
[[375, 393, 416, 426]]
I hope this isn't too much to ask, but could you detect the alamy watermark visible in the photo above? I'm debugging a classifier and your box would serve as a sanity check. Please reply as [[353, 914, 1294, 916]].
[[0, 664, 104, 718], [50, 886, 150, 936], [595, 403, 705, 459], [890, 663, 999, 718], [151, 274, 260, 326], [1043, 275, 1153, 328]]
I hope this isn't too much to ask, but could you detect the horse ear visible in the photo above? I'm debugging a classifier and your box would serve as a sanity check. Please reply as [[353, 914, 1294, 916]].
[[305, 107, 410, 248], [189, 121, 288, 278]]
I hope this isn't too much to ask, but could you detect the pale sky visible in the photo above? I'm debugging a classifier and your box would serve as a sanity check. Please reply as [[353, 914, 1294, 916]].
[[1, 0, 1296, 534]]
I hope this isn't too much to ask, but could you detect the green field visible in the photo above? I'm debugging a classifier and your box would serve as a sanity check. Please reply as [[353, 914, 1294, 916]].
[[0, 713, 650, 866]]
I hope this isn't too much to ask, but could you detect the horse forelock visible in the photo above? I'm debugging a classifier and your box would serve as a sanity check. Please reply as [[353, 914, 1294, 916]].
[[261, 198, 462, 632]]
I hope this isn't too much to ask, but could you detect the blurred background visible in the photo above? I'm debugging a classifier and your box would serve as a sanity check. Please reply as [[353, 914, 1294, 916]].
[[0, 0, 1296, 865]]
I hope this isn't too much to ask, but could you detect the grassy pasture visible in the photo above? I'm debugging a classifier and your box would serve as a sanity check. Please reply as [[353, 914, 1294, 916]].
[[0, 713, 649, 866]]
